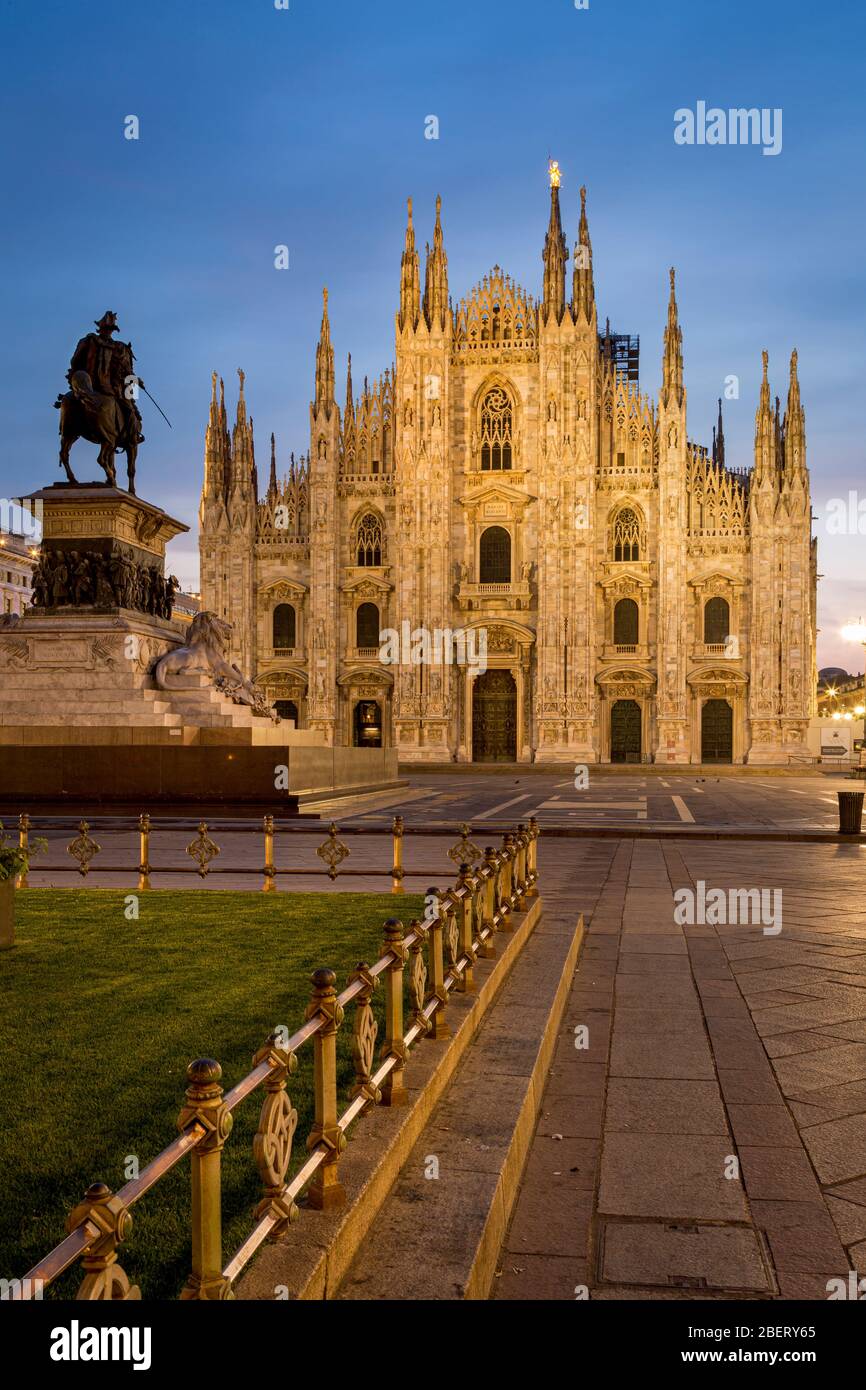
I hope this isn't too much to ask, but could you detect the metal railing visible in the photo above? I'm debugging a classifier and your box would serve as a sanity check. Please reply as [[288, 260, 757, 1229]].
[[12, 821, 539, 1300], [13, 814, 527, 894]]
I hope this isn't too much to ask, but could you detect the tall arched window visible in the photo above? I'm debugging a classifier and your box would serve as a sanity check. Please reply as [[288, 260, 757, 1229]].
[[704, 596, 730, 645], [356, 602, 380, 649], [614, 598, 639, 646], [355, 513, 383, 566], [479, 526, 511, 583], [613, 507, 641, 562], [480, 388, 513, 471], [273, 603, 296, 649]]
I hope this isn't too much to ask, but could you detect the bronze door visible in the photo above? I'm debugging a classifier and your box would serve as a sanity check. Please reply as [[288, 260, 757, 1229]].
[[701, 698, 733, 763], [610, 699, 642, 763], [472, 670, 517, 762]]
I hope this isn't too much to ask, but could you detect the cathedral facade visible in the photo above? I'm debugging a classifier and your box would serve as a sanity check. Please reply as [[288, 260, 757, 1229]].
[[198, 174, 817, 765]]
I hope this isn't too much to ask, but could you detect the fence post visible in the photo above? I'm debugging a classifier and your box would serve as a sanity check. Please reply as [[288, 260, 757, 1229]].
[[514, 823, 528, 909], [456, 865, 476, 993], [137, 814, 151, 891], [17, 813, 30, 889], [262, 815, 277, 893], [425, 887, 450, 1040], [391, 815, 405, 894], [177, 1058, 233, 1300], [379, 919, 409, 1105], [501, 833, 515, 915], [475, 865, 495, 958], [483, 846, 499, 933], [305, 968, 347, 1209], [526, 815, 539, 896]]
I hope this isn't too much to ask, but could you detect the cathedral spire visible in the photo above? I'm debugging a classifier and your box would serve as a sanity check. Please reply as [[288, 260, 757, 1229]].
[[783, 348, 806, 483], [542, 160, 568, 325], [201, 370, 228, 516], [423, 194, 449, 331], [661, 267, 684, 408], [571, 184, 595, 323], [753, 351, 776, 486], [268, 432, 278, 501], [314, 287, 335, 417], [398, 197, 421, 331], [345, 352, 355, 422], [714, 397, 725, 468]]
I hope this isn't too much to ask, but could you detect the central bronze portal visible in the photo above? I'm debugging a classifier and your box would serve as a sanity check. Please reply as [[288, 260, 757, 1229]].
[[610, 698, 642, 763], [472, 669, 517, 763]]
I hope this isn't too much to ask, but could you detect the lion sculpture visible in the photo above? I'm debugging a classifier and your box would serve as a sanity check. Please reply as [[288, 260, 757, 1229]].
[[153, 610, 278, 722]]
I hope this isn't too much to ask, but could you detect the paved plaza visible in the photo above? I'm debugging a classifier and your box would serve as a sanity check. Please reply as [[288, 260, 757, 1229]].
[[494, 835, 866, 1300], [19, 767, 866, 1301]]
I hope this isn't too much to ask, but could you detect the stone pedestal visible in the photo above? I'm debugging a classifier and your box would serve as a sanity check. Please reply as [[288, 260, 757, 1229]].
[[24, 484, 188, 618]]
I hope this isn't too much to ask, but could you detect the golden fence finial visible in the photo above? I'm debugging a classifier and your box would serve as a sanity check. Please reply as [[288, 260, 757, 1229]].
[[185, 823, 220, 879], [316, 822, 349, 881], [68, 821, 101, 878], [447, 822, 481, 867]]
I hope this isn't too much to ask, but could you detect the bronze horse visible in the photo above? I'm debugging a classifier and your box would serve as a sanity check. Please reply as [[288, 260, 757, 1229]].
[[54, 370, 139, 494]]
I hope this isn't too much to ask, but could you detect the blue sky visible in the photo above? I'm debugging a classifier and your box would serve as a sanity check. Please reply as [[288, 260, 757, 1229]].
[[2, 0, 864, 668]]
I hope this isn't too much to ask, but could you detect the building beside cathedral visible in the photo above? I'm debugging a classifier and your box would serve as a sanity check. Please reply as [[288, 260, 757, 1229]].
[[198, 169, 817, 764]]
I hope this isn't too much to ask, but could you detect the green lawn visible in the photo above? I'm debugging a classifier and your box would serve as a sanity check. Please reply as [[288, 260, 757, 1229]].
[[0, 888, 423, 1300]]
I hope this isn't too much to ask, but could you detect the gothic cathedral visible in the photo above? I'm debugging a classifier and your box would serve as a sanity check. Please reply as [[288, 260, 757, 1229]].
[[198, 171, 817, 765]]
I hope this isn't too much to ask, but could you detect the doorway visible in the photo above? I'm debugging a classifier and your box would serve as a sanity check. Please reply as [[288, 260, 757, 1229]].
[[701, 698, 733, 763], [610, 699, 642, 763], [472, 669, 517, 762]]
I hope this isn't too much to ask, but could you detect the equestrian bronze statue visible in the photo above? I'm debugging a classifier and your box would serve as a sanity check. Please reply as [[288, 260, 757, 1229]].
[[54, 311, 157, 494]]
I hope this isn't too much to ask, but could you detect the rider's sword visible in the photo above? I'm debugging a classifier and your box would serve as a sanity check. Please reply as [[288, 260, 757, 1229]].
[[138, 381, 172, 428]]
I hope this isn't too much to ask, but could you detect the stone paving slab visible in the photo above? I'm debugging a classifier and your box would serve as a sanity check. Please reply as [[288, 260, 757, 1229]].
[[492, 837, 866, 1301]]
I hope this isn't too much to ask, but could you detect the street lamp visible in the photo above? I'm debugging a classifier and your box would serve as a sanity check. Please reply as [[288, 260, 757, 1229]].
[[842, 622, 866, 774]]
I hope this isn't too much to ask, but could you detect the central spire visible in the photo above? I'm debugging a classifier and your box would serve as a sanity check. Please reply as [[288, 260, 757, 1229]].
[[661, 267, 684, 408], [542, 160, 568, 325]]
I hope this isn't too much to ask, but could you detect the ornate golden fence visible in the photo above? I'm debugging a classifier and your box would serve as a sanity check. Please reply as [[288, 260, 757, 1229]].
[[13, 821, 538, 1300], [13, 814, 525, 894]]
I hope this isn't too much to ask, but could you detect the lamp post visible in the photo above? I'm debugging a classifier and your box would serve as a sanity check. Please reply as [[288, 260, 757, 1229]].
[[841, 622, 866, 773]]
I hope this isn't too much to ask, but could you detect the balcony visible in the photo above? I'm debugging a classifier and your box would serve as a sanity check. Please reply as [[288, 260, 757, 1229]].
[[456, 579, 532, 613]]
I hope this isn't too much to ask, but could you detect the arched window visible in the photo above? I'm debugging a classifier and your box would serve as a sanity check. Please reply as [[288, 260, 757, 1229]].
[[273, 603, 296, 649], [356, 513, 383, 566], [479, 526, 511, 583], [613, 507, 641, 562], [614, 598, 639, 646], [356, 602, 380, 649], [704, 596, 730, 645], [480, 387, 513, 471]]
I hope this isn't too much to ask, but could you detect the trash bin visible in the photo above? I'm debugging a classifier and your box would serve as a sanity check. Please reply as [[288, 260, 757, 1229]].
[[838, 791, 865, 834]]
